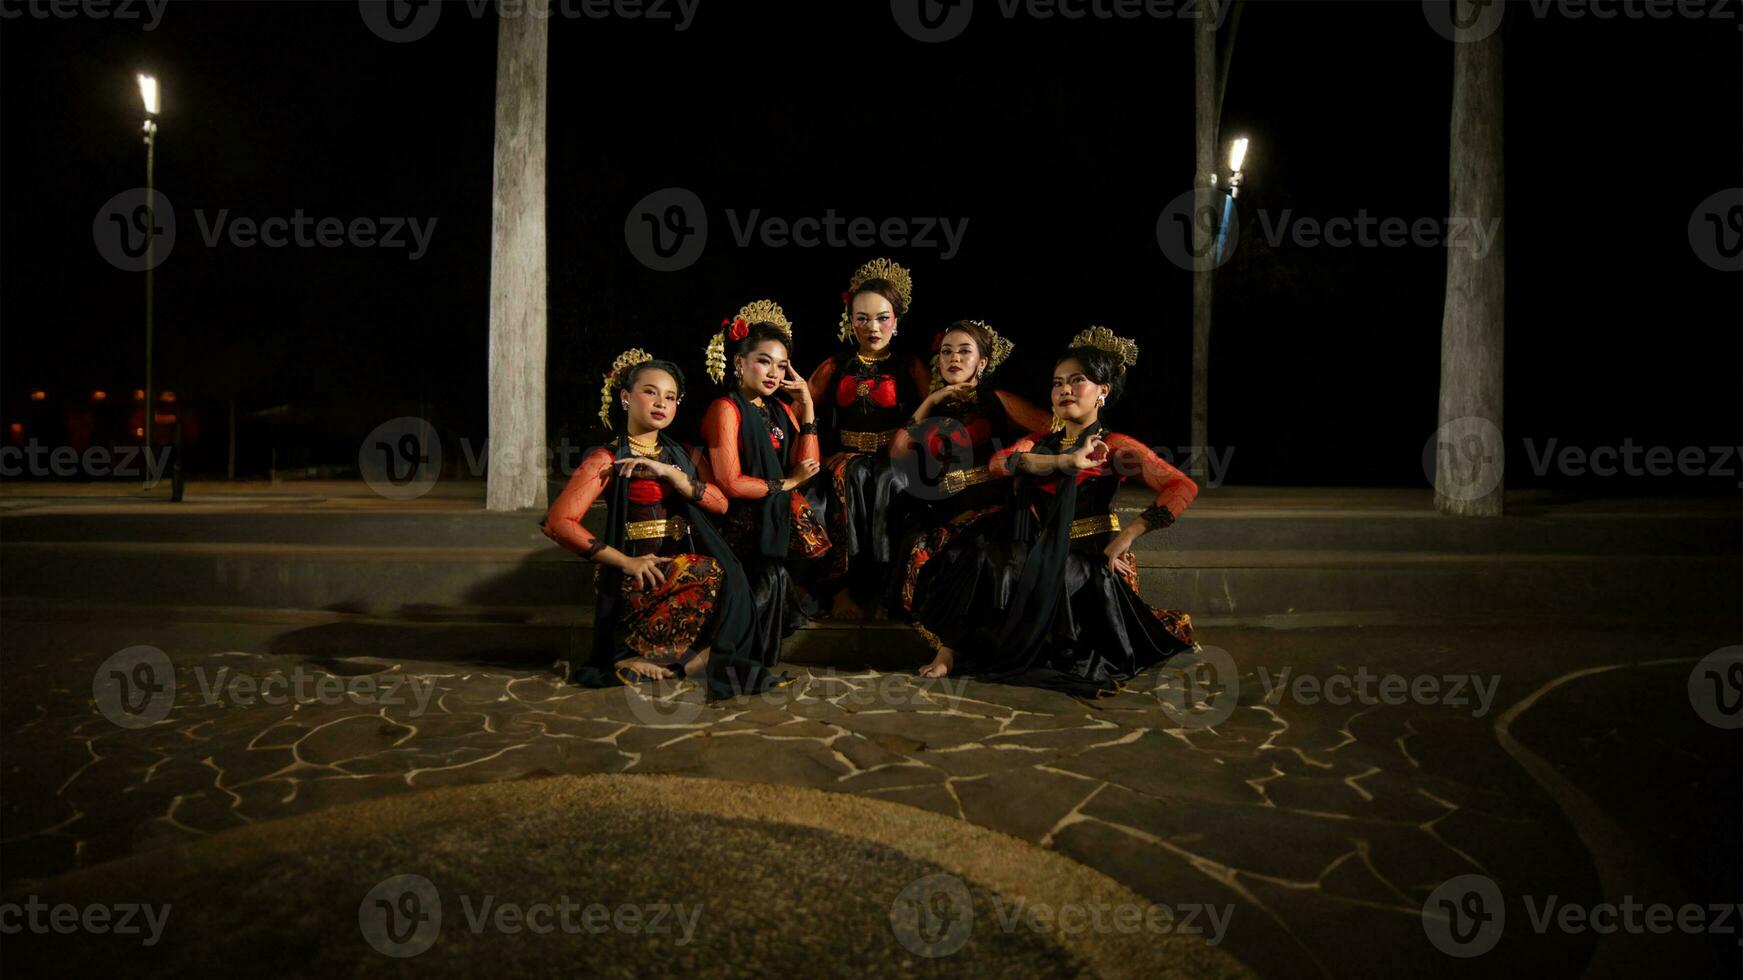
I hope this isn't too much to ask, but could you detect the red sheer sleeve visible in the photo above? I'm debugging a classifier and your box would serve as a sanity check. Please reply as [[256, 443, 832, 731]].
[[687, 444, 730, 515], [990, 432, 1041, 478], [907, 355, 935, 404], [702, 397, 770, 499], [779, 400, 820, 465], [995, 390, 1054, 438], [807, 356, 837, 408], [1106, 432, 1198, 518], [541, 448, 614, 557]]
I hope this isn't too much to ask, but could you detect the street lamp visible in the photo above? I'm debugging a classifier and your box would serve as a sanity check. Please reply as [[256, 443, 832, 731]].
[[138, 73, 159, 486], [1214, 136, 1249, 267]]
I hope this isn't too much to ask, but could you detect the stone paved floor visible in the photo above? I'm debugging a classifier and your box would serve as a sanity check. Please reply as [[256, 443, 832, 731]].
[[1, 608, 1738, 977]]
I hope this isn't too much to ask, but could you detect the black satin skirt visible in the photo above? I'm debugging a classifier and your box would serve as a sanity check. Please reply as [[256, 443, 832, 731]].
[[739, 554, 820, 668], [831, 451, 901, 563], [912, 526, 1194, 697]]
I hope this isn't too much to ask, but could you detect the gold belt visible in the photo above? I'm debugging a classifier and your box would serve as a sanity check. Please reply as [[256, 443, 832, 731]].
[[1069, 513, 1121, 539], [940, 465, 996, 494], [625, 516, 690, 541], [838, 428, 896, 452]]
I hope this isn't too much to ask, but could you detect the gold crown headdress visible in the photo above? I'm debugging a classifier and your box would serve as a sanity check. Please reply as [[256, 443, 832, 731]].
[[598, 348, 654, 429], [706, 298, 794, 384], [1068, 325, 1139, 372], [838, 257, 915, 342], [930, 319, 1016, 390]]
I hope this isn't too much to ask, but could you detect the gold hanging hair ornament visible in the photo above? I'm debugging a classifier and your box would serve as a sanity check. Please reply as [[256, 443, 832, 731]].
[[1068, 325, 1140, 372], [705, 298, 795, 384], [837, 257, 915, 343], [599, 348, 654, 429], [930, 319, 1015, 390]]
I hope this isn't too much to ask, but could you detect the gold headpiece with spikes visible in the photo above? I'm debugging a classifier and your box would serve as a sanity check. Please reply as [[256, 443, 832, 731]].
[[838, 257, 915, 342], [706, 299, 795, 384], [1068, 325, 1139, 372], [930, 319, 1016, 391], [598, 348, 654, 429]]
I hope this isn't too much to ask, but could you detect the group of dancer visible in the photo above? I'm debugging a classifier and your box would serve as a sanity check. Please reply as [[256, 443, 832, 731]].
[[540, 258, 1199, 699]]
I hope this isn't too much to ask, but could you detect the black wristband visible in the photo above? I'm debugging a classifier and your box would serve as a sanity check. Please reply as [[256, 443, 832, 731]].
[[766, 478, 784, 496], [799, 421, 817, 436], [1138, 504, 1175, 532], [689, 476, 708, 502], [579, 539, 605, 560], [1007, 450, 1025, 474]]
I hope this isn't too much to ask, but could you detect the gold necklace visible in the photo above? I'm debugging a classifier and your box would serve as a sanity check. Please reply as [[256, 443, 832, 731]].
[[855, 349, 891, 366], [626, 432, 660, 457]]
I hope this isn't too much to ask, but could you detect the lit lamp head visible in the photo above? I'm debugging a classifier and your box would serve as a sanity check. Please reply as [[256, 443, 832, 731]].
[[1227, 136, 1249, 199], [138, 73, 159, 140]]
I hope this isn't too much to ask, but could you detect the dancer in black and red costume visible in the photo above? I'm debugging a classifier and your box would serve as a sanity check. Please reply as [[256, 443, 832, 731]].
[[909, 327, 1199, 696]]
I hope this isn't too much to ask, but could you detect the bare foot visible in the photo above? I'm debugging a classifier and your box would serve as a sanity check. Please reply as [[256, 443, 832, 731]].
[[917, 646, 955, 678], [615, 658, 674, 681], [831, 591, 867, 621]]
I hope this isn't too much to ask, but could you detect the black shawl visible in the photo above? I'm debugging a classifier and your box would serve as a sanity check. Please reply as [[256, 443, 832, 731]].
[[993, 419, 1106, 663], [728, 388, 793, 559]]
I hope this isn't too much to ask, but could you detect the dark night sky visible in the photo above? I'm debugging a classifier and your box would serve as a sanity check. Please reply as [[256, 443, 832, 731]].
[[2, 0, 1739, 488]]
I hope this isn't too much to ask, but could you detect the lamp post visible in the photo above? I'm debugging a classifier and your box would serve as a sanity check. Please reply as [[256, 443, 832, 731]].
[[1215, 136, 1249, 267], [139, 73, 159, 487]]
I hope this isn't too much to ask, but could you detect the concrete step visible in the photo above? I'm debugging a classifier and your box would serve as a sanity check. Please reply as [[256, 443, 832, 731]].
[[3, 539, 1736, 627], [3, 500, 1739, 554]]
